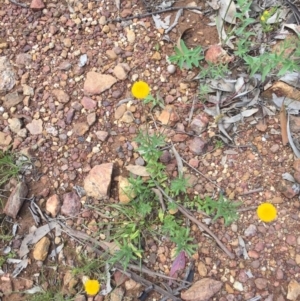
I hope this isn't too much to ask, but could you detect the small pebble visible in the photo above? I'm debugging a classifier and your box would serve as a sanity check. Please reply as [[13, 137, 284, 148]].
[[167, 64, 176, 74]]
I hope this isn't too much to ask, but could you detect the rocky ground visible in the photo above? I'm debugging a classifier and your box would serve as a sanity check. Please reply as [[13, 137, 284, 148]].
[[1, 0, 300, 300]]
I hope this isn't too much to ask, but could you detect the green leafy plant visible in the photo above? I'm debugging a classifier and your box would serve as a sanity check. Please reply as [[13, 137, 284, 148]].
[[198, 84, 211, 103], [108, 240, 143, 270], [169, 40, 204, 69], [170, 174, 190, 197], [143, 94, 164, 109], [195, 194, 241, 226], [72, 253, 104, 278], [198, 62, 230, 80], [161, 214, 197, 257], [215, 140, 224, 149], [0, 150, 31, 186]]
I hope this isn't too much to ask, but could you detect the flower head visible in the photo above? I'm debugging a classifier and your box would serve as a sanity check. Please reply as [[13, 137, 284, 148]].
[[257, 203, 277, 222], [131, 81, 150, 99], [83, 279, 100, 296], [260, 15, 265, 22]]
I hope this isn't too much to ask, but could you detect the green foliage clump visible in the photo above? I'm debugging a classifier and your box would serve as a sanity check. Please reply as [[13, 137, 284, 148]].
[[169, 40, 204, 69]]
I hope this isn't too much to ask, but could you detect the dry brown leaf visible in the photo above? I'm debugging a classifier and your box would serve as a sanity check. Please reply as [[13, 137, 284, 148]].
[[261, 81, 300, 101], [280, 102, 289, 146]]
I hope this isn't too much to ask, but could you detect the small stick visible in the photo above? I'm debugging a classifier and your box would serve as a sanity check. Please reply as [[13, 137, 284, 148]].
[[188, 95, 197, 125], [155, 183, 235, 259], [239, 187, 263, 196], [108, 6, 202, 23], [237, 206, 257, 212]]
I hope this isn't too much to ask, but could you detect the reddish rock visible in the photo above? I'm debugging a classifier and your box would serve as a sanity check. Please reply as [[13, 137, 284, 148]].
[[188, 137, 207, 155], [157, 105, 179, 126], [205, 45, 233, 64], [73, 122, 89, 136], [81, 96, 97, 110], [286, 234, 297, 246], [95, 131, 109, 141], [172, 133, 188, 142], [181, 278, 223, 301], [294, 171, 300, 184], [254, 278, 268, 290], [46, 194, 61, 217], [4, 182, 28, 219], [84, 163, 113, 199], [190, 113, 209, 134], [113, 270, 129, 287], [294, 159, 300, 172], [30, 0, 45, 10], [276, 268, 284, 280], [254, 241, 265, 252], [84, 72, 117, 95], [277, 180, 299, 198], [52, 89, 70, 103], [160, 150, 171, 163], [248, 250, 259, 259], [189, 158, 199, 168], [61, 192, 81, 216]]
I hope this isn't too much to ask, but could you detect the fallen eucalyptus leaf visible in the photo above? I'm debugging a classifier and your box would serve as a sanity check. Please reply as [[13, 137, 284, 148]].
[[280, 72, 300, 89], [207, 78, 235, 92], [288, 113, 300, 158], [172, 145, 183, 175], [49, 243, 64, 258], [283, 23, 300, 35], [100, 263, 113, 295], [216, 15, 235, 48], [152, 14, 171, 30], [219, 0, 236, 24], [24, 286, 44, 294], [271, 94, 300, 111], [238, 236, 250, 260], [12, 258, 28, 278], [19, 222, 58, 258], [282, 172, 295, 182]]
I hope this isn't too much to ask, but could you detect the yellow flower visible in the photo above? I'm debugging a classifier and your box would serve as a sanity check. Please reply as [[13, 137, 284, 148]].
[[84, 279, 100, 296], [131, 81, 150, 99], [263, 10, 270, 16], [260, 16, 265, 22], [257, 203, 277, 222]]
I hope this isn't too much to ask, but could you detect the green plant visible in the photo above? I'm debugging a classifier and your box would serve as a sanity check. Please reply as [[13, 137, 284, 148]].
[[198, 84, 211, 103], [169, 40, 204, 69], [195, 194, 241, 226], [143, 93, 164, 109], [161, 214, 197, 257], [72, 253, 104, 278], [215, 140, 224, 149], [29, 290, 74, 301], [198, 62, 230, 80], [170, 174, 190, 197], [108, 240, 143, 270], [0, 151, 31, 186]]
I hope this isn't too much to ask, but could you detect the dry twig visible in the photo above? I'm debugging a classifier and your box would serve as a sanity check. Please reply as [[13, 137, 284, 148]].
[[154, 183, 235, 259]]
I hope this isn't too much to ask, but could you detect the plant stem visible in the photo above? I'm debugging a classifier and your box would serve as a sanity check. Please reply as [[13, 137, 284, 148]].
[[154, 183, 235, 259]]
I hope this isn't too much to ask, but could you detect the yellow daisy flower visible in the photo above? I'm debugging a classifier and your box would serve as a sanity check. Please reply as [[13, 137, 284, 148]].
[[84, 279, 100, 296], [131, 81, 150, 99], [257, 203, 277, 222]]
